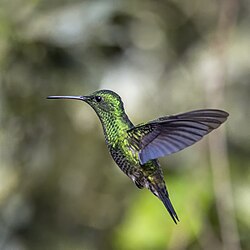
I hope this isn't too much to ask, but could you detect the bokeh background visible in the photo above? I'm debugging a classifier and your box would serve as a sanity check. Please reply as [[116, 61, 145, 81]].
[[0, 0, 249, 249]]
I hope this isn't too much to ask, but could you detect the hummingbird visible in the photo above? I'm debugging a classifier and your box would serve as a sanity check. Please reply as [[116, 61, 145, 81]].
[[47, 89, 229, 224]]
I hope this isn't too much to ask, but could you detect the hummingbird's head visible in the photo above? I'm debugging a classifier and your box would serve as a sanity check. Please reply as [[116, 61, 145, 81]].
[[47, 89, 125, 117], [83, 90, 124, 116]]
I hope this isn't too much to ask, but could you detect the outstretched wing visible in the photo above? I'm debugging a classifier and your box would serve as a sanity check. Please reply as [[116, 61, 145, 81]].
[[127, 109, 229, 165]]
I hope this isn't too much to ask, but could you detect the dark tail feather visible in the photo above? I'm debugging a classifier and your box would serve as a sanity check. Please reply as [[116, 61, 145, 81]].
[[157, 188, 179, 224]]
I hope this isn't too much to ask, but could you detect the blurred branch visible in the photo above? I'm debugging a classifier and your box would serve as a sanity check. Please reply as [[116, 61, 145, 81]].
[[203, 1, 241, 250]]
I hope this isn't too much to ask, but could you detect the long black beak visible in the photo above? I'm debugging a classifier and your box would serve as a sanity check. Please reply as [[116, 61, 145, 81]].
[[47, 95, 89, 101]]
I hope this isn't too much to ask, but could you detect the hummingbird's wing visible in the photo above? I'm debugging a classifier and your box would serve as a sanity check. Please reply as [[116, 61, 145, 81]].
[[127, 109, 229, 165]]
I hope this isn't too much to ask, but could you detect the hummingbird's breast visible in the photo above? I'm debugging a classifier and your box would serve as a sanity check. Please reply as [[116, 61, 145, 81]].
[[99, 113, 153, 185], [105, 122, 140, 174]]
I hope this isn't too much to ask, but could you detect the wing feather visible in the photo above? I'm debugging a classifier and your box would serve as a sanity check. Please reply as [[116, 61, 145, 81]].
[[128, 109, 229, 164]]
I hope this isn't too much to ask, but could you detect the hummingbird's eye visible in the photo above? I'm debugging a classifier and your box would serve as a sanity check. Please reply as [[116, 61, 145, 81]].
[[95, 96, 102, 102]]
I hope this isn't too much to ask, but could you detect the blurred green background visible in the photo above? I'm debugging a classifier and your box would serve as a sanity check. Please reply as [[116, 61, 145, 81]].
[[0, 0, 249, 249]]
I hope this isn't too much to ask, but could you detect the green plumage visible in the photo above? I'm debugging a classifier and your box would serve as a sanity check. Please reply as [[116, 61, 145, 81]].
[[47, 89, 229, 224]]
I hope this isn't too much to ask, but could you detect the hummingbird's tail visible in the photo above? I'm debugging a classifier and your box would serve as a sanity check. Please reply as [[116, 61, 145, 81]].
[[158, 188, 179, 224], [149, 183, 179, 224]]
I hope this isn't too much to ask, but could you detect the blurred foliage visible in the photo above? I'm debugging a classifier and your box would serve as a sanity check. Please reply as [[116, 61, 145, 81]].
[[0, 0, 250, 249]]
